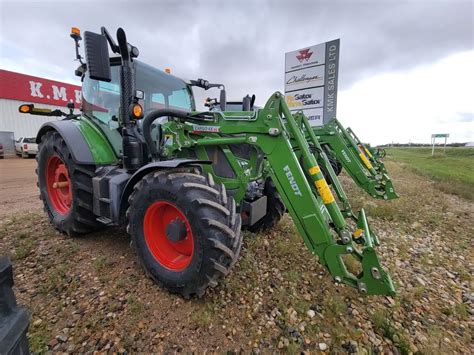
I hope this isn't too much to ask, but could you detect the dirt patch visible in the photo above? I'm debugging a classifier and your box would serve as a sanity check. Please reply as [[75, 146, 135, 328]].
[[0, 160, 472, 353], [0, 158, 41, 219]]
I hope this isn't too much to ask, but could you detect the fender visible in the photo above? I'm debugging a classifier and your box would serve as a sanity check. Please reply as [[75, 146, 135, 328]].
[[36, 119, 118, 165], [37, 121, 93, 164], [117, 159, 212, 223]]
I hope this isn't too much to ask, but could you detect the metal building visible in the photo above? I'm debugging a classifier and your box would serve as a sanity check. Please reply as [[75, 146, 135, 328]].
[[0, 69, 81, 155]]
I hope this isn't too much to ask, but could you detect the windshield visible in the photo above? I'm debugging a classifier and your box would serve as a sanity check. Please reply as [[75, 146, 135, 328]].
[[82, 61, 193, 124], [135, 61, 193, 112]]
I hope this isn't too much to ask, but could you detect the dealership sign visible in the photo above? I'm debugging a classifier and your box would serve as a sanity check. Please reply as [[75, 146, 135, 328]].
[[284, 39, 340, 126], [0, 69, 82, 107]]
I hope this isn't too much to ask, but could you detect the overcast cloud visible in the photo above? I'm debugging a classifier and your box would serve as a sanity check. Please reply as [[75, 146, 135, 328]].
[[1, 0, 473, 144]]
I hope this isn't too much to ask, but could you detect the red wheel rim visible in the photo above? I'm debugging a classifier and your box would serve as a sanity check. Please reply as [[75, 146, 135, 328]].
[[45, 155, 72, 215], [144, 201, 194, 271]]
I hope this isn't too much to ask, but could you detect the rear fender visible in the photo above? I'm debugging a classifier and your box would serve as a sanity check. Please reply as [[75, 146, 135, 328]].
[[36, 120, 118, 165]]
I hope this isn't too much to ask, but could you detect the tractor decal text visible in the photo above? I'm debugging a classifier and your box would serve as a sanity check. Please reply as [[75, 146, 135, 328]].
[[192, 125, 220, 133], [341, 150, 351, 163], [283, 165, 302, 197]]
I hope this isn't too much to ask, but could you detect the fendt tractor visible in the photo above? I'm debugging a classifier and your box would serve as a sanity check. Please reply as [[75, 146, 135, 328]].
[[19, 27, 396, 298]]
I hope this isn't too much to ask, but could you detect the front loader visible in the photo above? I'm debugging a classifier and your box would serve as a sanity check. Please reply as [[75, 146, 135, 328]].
[[205, 96, 397, 201], [19, 26, 395, 298], [314, 119, 398, 200]]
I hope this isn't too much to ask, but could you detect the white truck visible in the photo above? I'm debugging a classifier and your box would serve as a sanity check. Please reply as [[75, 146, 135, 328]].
[[15, 137, 38, 158]]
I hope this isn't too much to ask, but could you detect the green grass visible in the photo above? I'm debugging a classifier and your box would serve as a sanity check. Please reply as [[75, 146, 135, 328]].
[[386, 147, 474, 200]]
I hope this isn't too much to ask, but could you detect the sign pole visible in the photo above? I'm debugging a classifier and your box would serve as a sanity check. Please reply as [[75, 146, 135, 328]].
[[431, 134, 449, 156]]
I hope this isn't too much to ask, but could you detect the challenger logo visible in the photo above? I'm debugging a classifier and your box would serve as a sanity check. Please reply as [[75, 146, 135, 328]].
[[286, 73, 323, 86], [284, 165, 302, 197], [296, 48, 313, 62]]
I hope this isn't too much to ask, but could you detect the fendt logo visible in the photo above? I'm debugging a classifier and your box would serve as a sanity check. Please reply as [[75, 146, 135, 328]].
[[283, 165, 302, 197], [341, 150, 352, 163], [296, 48, 313, 63]]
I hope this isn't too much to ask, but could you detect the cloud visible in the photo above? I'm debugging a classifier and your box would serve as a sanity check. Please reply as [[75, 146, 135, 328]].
[[0, 0, 472, 143], [338, 50, 474, 145]]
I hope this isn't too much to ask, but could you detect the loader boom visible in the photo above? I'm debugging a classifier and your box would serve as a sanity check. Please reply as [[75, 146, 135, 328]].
[[159, 93, 395, 296], [314, 119, 398, 200]]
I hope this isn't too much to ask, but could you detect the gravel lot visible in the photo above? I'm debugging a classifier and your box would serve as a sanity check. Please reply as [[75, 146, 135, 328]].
[[0, 158, 41, 219], [0, 158, 472, 353]]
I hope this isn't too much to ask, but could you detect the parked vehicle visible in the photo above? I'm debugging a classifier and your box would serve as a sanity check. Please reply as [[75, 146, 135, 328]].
[[15, 137, 38, 158], [0, 143, 4, 159]]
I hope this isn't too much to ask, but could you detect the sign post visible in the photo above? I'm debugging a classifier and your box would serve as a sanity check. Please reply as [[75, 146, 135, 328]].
[[431, 133, 449, 156], [284, 39, 340, 127]]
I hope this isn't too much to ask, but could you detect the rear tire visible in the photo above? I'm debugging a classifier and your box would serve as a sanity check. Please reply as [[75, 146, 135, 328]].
[[245, 179, 285, 233], [127, 170, 242, 298], [37, 130, 101, 236]]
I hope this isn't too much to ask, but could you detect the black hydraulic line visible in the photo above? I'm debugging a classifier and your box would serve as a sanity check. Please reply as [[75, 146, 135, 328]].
[[142, 109, 191, 157]]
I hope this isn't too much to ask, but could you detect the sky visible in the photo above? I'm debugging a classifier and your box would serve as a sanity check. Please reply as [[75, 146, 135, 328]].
[[0, 0, 473, 144]]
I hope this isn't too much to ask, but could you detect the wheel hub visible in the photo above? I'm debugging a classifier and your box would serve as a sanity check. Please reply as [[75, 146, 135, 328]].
[[166, 218, 188, 243], [45, 155, 72, 215], [143, 201, 194, 271]]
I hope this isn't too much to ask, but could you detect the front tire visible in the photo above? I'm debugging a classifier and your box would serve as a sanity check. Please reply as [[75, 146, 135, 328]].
[[127, 170, 242, 298], [37, 131, 101, 236]]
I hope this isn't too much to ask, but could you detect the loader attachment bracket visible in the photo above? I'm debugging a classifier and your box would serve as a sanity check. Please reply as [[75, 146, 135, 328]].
[[324, 209, 395, 296]]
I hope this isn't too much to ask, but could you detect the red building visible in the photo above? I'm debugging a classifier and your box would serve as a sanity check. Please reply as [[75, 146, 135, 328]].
[[0, 69, 81, 154]]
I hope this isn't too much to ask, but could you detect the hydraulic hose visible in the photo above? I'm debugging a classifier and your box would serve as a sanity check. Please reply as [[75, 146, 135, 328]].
[[142, 108, 191, 158]]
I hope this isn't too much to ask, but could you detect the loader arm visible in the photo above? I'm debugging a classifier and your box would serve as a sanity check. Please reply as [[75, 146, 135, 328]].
[[313, 119, 398, 200], [160, 92, 395, 296], [346, 127, 388, 175]]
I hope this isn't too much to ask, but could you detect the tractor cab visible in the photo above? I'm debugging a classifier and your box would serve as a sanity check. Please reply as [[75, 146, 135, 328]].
[[82, 61, 194, 124], [80, 59, 195, 157]]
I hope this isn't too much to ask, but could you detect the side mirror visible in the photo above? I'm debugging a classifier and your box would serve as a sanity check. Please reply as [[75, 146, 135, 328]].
[[219, 89, 227, 111], [83, 31, 111, 82]]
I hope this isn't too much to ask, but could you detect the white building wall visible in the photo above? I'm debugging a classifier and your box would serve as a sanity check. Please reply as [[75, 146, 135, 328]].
[[0, 98, 80, 139]]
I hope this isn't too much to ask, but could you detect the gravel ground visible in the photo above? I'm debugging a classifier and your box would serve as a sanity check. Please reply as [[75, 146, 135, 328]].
[[0, 159, 472, 353], [0, 158, 41, 219]]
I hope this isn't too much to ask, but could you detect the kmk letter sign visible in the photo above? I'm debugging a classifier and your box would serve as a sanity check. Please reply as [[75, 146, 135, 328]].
[[284, 39, 340, 126], [0, 69, 82, 107]]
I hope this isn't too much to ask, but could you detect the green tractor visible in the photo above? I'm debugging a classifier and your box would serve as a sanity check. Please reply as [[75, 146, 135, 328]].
[[19, 27, 395, 298]]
